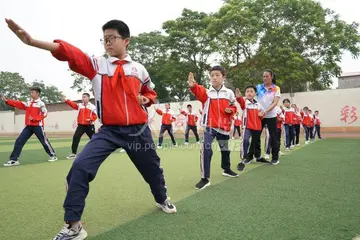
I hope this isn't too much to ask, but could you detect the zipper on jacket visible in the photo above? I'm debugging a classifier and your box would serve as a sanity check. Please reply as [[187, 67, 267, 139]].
[[124, 90, 129, 125]]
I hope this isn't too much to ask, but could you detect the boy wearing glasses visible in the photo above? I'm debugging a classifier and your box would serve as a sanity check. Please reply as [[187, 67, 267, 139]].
[[5, 18, 177, 240]]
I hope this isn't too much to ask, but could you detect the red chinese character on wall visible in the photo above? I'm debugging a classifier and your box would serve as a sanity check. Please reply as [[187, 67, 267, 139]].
[[340, 105, 358, 124]]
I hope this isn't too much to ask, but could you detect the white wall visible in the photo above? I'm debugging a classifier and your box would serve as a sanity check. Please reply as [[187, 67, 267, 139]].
[[1, 88, 359, 134]]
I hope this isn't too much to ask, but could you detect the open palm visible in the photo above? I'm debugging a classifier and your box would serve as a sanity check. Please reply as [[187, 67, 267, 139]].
[[188, 72, 196, 87], [5, 18, 33, 45]]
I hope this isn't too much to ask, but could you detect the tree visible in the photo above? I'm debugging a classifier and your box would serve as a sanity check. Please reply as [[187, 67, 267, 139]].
[[214, 0, 360, 93], [0, 71, 29, 111], [29, 80, 63, 103]]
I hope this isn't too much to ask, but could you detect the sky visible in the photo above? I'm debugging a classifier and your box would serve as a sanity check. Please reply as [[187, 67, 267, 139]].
[[1, 0, 359, 100]]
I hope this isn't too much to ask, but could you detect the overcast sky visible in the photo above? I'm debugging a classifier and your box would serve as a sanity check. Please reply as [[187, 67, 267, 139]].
[[1, 0, 359, 100]]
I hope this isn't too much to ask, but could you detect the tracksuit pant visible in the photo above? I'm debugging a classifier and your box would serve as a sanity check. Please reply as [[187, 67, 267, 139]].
[[185, 125, 200, 143], [64, 124, 168, 221], [158, 124, 176, 146], [233, 126, 241, 138], [261, 118, 279, 161], [10, 126, 56, 160], [242, 128, 261, 160], [71, 124, 95, 154], [200, 128, 231, 179], [265, 128, 282, 155], [292, 124, 300, 145], [309, 126, 314, 140], [284, 124, 294, 148], [303, 126, 310, 141], [314, 125, 322, 139]]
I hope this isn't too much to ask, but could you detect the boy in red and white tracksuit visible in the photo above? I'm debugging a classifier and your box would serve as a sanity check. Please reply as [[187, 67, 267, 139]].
[[155, 103, 177, 148], [236, 86, 269, 171], [64, 93, 98, 159], [301, 107, 312, 144], [232, 111, 242, 139], [308, 109, 315, 141], [180, 104, 200, 144], [189, 66, 238, 190], [1, 87, 57, 167], [291, 104, 301, 146], [282, 99, 295, 150], [314, 110, 322, 139]]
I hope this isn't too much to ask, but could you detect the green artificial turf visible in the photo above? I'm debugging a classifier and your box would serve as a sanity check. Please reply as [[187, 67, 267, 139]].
[[0, 137, 359, 240]]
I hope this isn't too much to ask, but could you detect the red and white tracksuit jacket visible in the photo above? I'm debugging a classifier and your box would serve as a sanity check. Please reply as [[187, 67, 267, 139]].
[[293, 112, 301, 125], [6, 98, 47, 126], [283, 107, 295, 125], [52, 40, 156, 126], [275, 107, 284, 129], [180, 110, 199, 127], [237, 97, 263, 131], [232, 116, 242, 127], [156, 109, 176, 125], [301, 112, 313, 127], [315, 116, 321, 126], [190, 83, 236, 135], [65, 100, 98, 125]]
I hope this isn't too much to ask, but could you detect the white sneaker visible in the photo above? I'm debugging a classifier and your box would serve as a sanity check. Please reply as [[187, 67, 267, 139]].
[[232, 137, 234, 140], [3, 160, 20, 167], [279, 151, 285, 156], [66, 154, 76, 160], [197, 141, 201, 144], [184, 142, 189, 145], [173, 144, 178, 148], [52, 223, 87, 240], [290, 145, 295, 149], [305, 141, 310, 145], [156, 198, 177, 214], [285, 148, 290, 152], [48, 156, 58, 162], [119, 149, 126, 153], [157, 145, 162, 149], [264, 154, 270, 160], [296, 144, 300, 146]]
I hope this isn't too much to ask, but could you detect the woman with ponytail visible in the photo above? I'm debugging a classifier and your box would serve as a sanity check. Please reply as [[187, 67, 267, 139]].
[[256, 70, 281, 165]]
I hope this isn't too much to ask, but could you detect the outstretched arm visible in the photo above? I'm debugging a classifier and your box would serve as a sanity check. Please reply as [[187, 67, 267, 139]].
[[65, 100, 79, 110], [4, 99, 27, 110], [5, 18, 97, 80]]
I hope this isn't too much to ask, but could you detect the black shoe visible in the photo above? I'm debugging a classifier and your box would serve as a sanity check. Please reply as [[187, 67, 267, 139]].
[[195, 178, 210, 190], [256, 158, 271, 164], [222, 169, 239, 178], [243, 158, 253, 164], [271, 159, 280, 165], [237, 162, 246, 171]]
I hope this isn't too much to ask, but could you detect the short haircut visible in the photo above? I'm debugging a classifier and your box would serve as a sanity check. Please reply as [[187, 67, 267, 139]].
[[187, 104, 192, 108], [315, 110, 319, 113], [102, 20, 130, 39], [264, 69, 277, 84], [303, 106, 309, 110], [210, 65, 226, 76], [245, 85, 257, 93], [30, 86, 41, 94], [283, 98, 290, 104], [82, 93, 90, 98]]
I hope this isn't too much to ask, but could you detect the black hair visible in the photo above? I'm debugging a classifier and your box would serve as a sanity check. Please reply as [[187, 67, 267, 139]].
[[187, 104, 192, 108], [245, 85, 257, 93], [210, 65, 226, 76], [82, 93, 90, 98], [303, 106, 309, 110], [264, 69, 277, 84], [283, 98, 290, 104], [30, 86, 41, 94], [102, 20, 130, 39], [315, 110, 319, 113]]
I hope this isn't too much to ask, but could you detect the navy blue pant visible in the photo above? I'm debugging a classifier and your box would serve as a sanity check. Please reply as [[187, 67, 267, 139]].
[[63, 124, 167, 221], [309, 127, 314, 140], [265, 128, 282, 155], [10, 126, 55, 160], [284, 124, 294, 148], [303, 126, 310, 141], [233, 126, 241, 137], [261, 118, 279, 161], [185, 125, 200, 142], [242, 128, 261, 160], [71, 125, 95, 154], [200, 128, 231, 179], [314, 125, 322, 139], [158, 124, 176, 146], [292, 124, 300, 145]]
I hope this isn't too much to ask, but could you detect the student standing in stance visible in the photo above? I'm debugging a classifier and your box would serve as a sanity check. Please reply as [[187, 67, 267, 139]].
[[1, 87, 57, 166], [155, 103, 178, 148], [189, 66, 239, 190], [5, 18, 176, 240], [63, 93, 97, 159], [232, 111, 242, 139], [180, 104, 200, 144]]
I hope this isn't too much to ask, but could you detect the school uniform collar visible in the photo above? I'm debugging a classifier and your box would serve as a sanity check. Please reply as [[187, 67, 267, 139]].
[[209, 85, 226, 92], [108, 55, 133, 64], [31, 98, 41, 103], [246, 98, 257, 104]]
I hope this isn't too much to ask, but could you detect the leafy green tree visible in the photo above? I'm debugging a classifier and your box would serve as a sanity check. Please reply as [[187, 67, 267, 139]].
[[0, 71, 29, 110]]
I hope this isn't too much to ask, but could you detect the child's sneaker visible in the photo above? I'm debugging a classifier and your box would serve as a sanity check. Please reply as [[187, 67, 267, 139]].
[[290, 145, 295, 149], [296, 144, 300, 146], [184, 142, 189, 145], [264, 154, 270, 160], [285, 148, 290, 152], [156, 198, 177, 214], [52, 222, 87, 240], [256, 158, 271, 164], [271, 159, 280, 165], [279, 151, 285, 156], [305, 141, 309, 145], [195, 178, 210, 190], [3, 160, 20, 167], [173, 144, 178, 148], [197, 141, 201, 144], [222, 169, 239, 178], [66, 154, 76, 159], [237, 162, 246, 171], [119, 149, 126, 153], [157, 145, 162, 149], [243, 158, 253, 164], [48, 156, 58, 162]]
